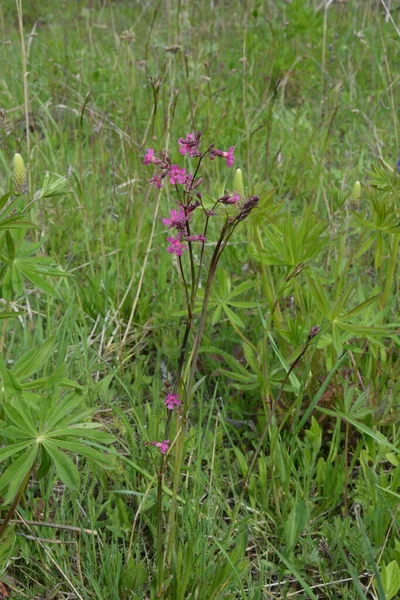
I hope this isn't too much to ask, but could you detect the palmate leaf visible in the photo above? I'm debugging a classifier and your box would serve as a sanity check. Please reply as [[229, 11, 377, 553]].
[[4, 399, 37, 436], [0, 440, 33, 462], [50, 438, 114, 469], [12, 336, 56, 380], [0, 445, 38, 505], [0, 215, 38, 230], [43, 440, 80, 489], [45, 426, 115, 444], [17, 265, 61, 298]]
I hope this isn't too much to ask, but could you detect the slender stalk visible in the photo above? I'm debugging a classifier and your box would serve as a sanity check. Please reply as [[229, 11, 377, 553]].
[[16, 0, 30, 193], [381, 233, 399, 309], [343, 420, 350, 517], [165, 222, 229, 564], [0, 467, 33, 543], [0, 300, 10, 353]]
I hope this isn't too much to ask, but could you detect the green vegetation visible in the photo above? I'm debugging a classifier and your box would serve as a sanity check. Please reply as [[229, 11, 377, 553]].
[[0, 0, 399, 598]]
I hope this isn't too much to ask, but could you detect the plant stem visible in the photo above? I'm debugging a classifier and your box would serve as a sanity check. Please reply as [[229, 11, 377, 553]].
[[0, 467, 33, 543], [381, 233, 399, 309]]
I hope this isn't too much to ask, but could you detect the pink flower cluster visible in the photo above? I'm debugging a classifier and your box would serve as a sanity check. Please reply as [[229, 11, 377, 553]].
[[143, 133, 237, 256], [143, 132, 235, 191], [146, 439, 169, 455], [164, 393, 181, 410]]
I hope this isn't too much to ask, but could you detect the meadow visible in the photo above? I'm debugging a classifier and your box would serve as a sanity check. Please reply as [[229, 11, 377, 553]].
[[0, 0, 399, 598]]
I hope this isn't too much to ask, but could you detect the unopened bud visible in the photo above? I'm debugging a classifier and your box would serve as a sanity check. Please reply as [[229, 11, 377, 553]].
[[307, 325, 320, 341], [351, 181, 361, 201], [234, 168, 245, 198], [13, 153, 28, 196]]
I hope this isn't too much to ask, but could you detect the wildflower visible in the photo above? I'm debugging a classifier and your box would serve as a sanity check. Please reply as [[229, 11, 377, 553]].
[[148, 174, 162, 189], [225, 147, 235, 167], [13, 153, 28, 196], [147, 439, 170, 454], [219, 191, 240, 205], [162, 209, 189, 229], [184, 173, 202, 191], [236, 195, 259, 222], [186, 199, 201, 213], [210, 146, 235, 167], [185, 234, 206, 243], [164, 393, 181, 410], [178, 133, 201, 158], [166, 235, 187, 256], [397, 158, 400, 174], [307, 325, 320, 341], [169, 164, 187, 185], [143, 148, 156, 164]]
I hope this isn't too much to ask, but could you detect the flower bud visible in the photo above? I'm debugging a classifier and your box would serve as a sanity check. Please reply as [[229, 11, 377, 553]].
[[351, 181, 361, 201], [234, 168, 245, 198], [13, 153, 28, 196]]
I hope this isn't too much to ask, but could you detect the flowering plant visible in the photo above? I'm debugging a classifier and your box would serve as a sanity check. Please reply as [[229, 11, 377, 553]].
[[143, 133, 260, 580]]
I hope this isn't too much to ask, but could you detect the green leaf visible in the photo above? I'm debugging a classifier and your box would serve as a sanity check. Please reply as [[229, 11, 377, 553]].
[[43, 440, 80, 489], [4, 399, 37, 436], [12, 336, 56, 380], [317, 407, 399, 454], [121, 557, 148, 593], [0, 445, 38, 504], [50, 438, 114, 468], [380, 561, 400, 600], [340, 294, 380, 321], [5, 231, 15, 261], [0, 192, 11, 212], [46, 427, 115, 444], [284, 500, 309, 554], [0, 524, 15, 576], [0, 311, 21, 319], [17, 265, 61, 297], [36, 447, 52, 480], [0, 440, 33, 462], [306, 274, 330, 319], [0, 215, 38, 230], [223, 304, 245, 328]]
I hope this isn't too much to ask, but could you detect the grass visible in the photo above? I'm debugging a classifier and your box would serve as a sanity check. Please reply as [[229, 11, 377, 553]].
[[0, 0, 399, 598]]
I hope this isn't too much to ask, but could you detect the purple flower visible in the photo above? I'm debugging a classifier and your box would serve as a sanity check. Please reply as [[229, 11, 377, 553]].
[[148, 174, 162, 189], [166, 235, 187, 256], [186, 235, 206, 243], [220, 191, 240, 205], [179, 133, 200, 158], [210, 146, 235, 167], [169, 164, 187, 185], [164, 393, 181, 410], [225, 146, 235, 167], [397, 158, 400, 174], [143, 148, 156, 165], [162, 209, 189, 229], [147, 439, 170, 454]]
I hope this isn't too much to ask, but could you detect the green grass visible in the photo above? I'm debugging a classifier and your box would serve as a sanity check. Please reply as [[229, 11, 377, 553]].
[[0, 0, 399, 598]]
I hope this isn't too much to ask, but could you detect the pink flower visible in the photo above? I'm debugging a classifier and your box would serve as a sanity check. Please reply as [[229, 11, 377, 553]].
[[162, 209, 189, 229], [147, 439, 170, 454], [169, 164, 187, 185], [164, 393, 181, 410], [166, 235, 187, 256], [148, 174, 162, 189], [186, 235, 206, 243], [225, 146, 235, 167], [220, 191, 240, 205], [143, 148, 156, 164], [178, 134, 200, 158], [210, 146, 235, 167]]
